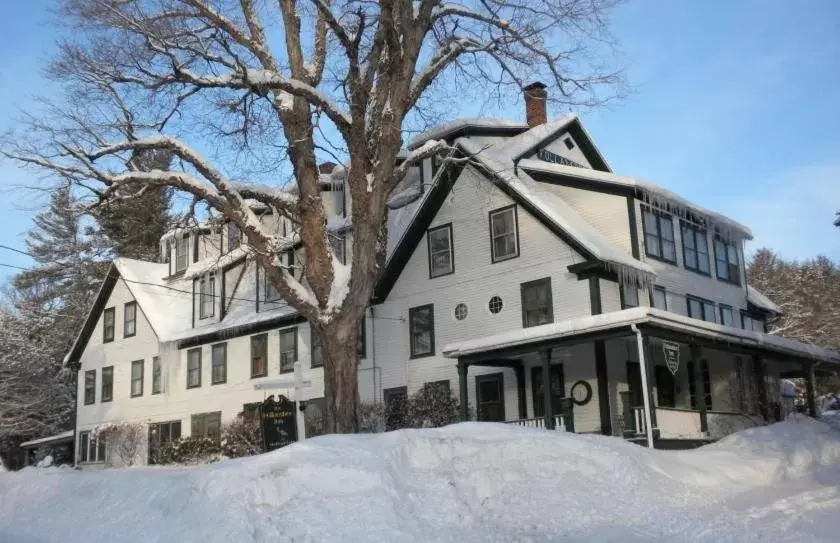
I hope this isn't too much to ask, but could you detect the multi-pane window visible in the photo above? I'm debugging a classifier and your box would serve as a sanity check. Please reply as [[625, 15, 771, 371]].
[[719, 305, 735, 327], [131, 360, 144, 397], [642, 207, 676, 263], [199, 274, 215, 319], [103, 307, 115, 343], [688, 360, 713, 410], [227, 222, 241, 253], [714, 237, 741, 284], [84, 370, 96, 405], [251, 334, 268, 377], [175, 235, 189, 272], [264, 269, 281, 302], [329, 234, 346, 265], [211, 343, 227, 384], [123, 301, 137, 337], [687, 296, 716, 323], [357, 318, 367, 359], [101, 366, 114, 402], [191, 412, 222, 443], [620, 284, 639, 309], [520, 278, 553, 328], [187, 348, 202, 388], [148, 421, 181, 464], [409, 304, 435, 358], [651, 286, 667, 310], [152, 356, 163, 394], [741, 312, 765, 333], [310, 329, 324, 368], [78, 431, 106, 464], [681, 224, 710, 274], [279, 328, 297, 373], [489, 206, 519, 263], [427, 223, 454, 277]]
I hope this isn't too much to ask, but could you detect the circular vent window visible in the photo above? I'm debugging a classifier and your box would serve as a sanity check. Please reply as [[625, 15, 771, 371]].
[[454, 303, 469, 321], [488, 296, 503, 314]]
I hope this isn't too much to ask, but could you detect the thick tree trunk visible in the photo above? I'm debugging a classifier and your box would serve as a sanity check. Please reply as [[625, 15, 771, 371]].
[[319, 315, 361, 434]]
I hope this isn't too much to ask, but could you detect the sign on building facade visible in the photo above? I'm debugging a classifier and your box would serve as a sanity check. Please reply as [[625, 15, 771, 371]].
[[662, 341, 680, 375]]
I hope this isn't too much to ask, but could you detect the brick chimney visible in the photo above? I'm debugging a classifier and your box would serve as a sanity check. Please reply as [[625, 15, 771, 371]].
[[523, 82, 548, 128], [318, 161, 337, 174]]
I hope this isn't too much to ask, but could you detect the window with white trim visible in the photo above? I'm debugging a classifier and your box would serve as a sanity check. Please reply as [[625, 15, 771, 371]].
[[427, 223, 454, 277], [175, 235, 189, 272], [187, 348, 201, 388], [279, 328, 297, 373], [78, 431, 106, 464], [131, 360, 144, 397], [211, 343, 227, 384], [489, 206, 519, 262], [199, 274, 215, 319]]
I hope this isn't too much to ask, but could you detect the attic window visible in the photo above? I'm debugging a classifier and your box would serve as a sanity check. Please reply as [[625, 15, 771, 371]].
[[563, 137, 575, 150], [536, 148, 583, 168]]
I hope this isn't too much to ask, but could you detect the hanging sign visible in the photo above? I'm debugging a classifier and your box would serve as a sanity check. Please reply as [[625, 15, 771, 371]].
[[662, 341, 680, 375], [260, 394, 298, 452]]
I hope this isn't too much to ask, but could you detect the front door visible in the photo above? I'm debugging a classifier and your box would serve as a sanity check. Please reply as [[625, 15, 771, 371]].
[[476, 373, 505, 422], [531, 365, 565, 418]]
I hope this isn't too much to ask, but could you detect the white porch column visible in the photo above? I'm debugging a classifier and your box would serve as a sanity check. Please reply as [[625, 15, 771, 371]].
[[631, 325, 655, 448]]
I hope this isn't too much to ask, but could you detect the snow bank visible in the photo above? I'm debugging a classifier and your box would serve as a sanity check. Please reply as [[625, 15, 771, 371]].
[[1, 420, 839, 542]]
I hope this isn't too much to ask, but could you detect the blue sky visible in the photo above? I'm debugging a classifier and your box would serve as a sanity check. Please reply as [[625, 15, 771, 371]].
[[1, 0, 838, 281]]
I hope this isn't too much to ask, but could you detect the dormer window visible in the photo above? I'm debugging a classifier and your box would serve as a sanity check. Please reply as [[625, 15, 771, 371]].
[[227, 223, 241, 253], [175, 235, 189, 272], [199, 274, 215, 319], [264, 269, 281, 302]]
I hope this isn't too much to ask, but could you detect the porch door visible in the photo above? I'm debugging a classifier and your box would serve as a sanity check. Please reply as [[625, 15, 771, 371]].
[[476, 373, 505, 422], [626, 362, 643, 407], [531, 365, 565, 418], [654, 366, 676, 408]]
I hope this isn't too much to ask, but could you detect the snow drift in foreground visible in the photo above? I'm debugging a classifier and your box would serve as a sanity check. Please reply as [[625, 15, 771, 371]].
[[2, 419, 840, 543]]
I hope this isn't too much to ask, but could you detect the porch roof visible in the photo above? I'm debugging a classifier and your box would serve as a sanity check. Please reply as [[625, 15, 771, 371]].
[[19, 430, 74, 449], [442, 307, 840, 366]]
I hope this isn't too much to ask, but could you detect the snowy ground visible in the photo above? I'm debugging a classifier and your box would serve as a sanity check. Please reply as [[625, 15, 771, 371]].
[[1, 418, 839, 542]]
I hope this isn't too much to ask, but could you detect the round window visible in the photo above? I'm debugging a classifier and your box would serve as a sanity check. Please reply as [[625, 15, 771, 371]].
[[488, 296, 503, 314], [454, 303, 469, 321]]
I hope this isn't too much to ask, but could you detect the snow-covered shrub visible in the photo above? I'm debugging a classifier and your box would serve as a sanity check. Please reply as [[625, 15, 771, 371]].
[[36, 455, 54, 468], [406, 383, 460, 428], [157, 437, 223, 465], [221, 419, 263, 458], [96, 422, 146, 467], [357, 402, 388, 433]]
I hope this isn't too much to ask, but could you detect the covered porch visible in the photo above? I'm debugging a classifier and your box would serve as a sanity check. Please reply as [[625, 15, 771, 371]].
[[443, 307, 840, 448]]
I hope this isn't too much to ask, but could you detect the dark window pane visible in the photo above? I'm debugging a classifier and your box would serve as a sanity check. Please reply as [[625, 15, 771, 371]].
[[409, 305, 434, 357], [279, 328, 297, 372], [251, 334, 268, 377]]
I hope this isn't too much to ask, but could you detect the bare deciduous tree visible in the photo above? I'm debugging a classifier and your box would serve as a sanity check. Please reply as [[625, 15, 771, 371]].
[[2, 0, 624, 432]]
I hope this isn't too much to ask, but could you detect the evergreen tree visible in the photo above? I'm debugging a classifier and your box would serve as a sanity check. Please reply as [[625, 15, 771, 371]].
[[89, 149, 174, 262]]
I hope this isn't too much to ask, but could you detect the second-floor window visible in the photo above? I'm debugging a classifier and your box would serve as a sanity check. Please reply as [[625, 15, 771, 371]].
[[152, 356, 163, 394], [251, 334, 268, 378], [187, 348, 202, 388], [103, 307, 115, 343], [84, 370, 96, 405], [311, 328, 324, 368], [175, 235, 189, 272], [687, 296, 716, 323], [521, 278, 554, 327], [211, 343, 227, 384], [227, 223, 241, 253], [620, 283, 639, 309], [264, 270, 281, 302], [489, 205, 519, 263], [329, 234, 346, 265], [101, 366, 113, 402], [279, 328, 297, 373], [651, 286, 667, 310], [681, 223, 710, 274], [741, 312, 765, 333], [719, 305, 735, 327], [131, 360, 144, 397], [714, 237, 741, 284], [124, 301, 137, 337], [642, 207, 676, 263], [199, 275, 215, 319], [409, 304, 435, 358], [427, 223, 454, 278]]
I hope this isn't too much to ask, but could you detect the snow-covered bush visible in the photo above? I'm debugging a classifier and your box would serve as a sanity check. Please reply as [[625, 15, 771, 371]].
[[96, 422, 146, 467], [357, 402, 388, 433], [407, 384, 460, 428], [221, 419, 263, 458], [157, 437, 223, 465]]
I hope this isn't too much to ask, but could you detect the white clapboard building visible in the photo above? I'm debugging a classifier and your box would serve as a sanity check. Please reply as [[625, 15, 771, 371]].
[[66, 82, 840, 466]]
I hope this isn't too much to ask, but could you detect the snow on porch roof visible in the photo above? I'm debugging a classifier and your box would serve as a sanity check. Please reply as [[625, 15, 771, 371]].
[[442, 307, 840, 365], [20, 430, 74, 449], [747, 285, 782, 315]]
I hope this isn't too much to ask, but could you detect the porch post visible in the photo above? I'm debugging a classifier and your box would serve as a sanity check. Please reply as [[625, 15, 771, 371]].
[[643, 337, 658, 433], [805, 361, 818, 418], [690, 344, 708, 434], [541, 348, 554, 430], [630, 325, 654, 448], [514, 363, 527, 419], [457, 360, 469, 421], [594, 340, 612, 436], [753, 355, 770, 421]]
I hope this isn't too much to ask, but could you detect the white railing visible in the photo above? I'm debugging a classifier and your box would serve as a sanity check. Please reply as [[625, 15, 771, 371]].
[[631, 406, 647, 436], [505, 415, 567, 431]]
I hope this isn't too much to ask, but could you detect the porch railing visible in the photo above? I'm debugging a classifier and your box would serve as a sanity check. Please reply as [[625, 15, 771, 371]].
[[505, 414, 568, 431]]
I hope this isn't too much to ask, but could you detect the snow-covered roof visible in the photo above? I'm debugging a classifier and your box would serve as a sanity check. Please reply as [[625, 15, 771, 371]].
[[442, 307, 840, 365], [518, 159, 753, 240], [495, 114, 579, 162], [457, 137, 654, 285], [747, 285, 782, 315], [20, 430, 74, 449], [407, 118, 527, 150]]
